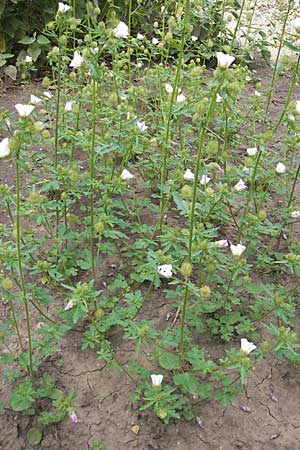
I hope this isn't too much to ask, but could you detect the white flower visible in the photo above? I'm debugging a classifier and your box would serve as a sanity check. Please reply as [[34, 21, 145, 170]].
[[137, 33, 144, 40], [65, 101, 74, 112], [152, 37, 159, 45], [70, 50, 84, 68], [291, 210, 300, 219], [25, 55, 32, 63], [216, 51, 235, 69], [254, 90, 261, 97], [58, 2, 71, 13], [137, 121, 148, 132], [114, 21, 129, 39], [216, 93, 223, 103], [295, 101, 300, 114], [0, 138, 10, 158], [234, 179, 247, 191], [30, 94, 42, 105], [230, 243, 246, 257], [200, 175, 211, 185], [137, 62, 143, 69], [120, 169, 134, 180], [43, 91, 53, 99], [183, 169, 195, 181], [293, 17, 300, 33], [151, 374, 163, 387], [191, 35, 198, 42], [165, 83, 173, 94], [276, 162, 286, 174], [246, 147, 257, 156], [158, 264, 172, 279], [214, 239, 228, 248], [64, 299, 75, 311], [176, 94, 186, 103], [15, 104, 35, 117], [241, 338, 256, 355]]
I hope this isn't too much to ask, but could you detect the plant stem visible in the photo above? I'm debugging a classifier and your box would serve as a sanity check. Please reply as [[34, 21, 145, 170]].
[[127, 0, 133, 83], [238, 148, 263, 240], [264, 0, 294, 120], [54, 53, 62, 238], [273, 52, 300, 134], [9, 297, 24, 352], [159, 0, 190, 229], [16, 145, 33, 377], [90, 79, 97, 282], [288, 157, 300, 208], [179, 89, 218, 356], [229, 0, 247, 51]]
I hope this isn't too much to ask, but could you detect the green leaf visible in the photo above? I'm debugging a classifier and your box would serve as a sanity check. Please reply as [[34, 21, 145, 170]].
[[4, 64, 17, 80], [37, 35, 50, 45], [173, 373, 201, 394], [28, 43, 41, 62], [18, 35, 36, 45], [10, 391, 34, 411], [27, 428, 42, 445], [158, 351, 180, 370], [283, 40, 300, 52]]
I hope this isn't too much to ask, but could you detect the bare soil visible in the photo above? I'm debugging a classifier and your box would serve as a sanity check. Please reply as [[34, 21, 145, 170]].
[[1, 62, 300, 450]]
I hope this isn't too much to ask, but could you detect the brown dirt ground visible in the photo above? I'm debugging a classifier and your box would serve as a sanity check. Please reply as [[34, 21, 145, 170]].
[[1, 60, 300, 450]]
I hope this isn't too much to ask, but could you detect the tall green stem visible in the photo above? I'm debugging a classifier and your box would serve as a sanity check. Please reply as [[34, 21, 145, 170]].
[[273, 52, 300, 134], [159, 0, 190, 228], [54, 54, 62, 238], [264, 0, 294, 120], [179, 89, 218, 355], [90, 79, 97, 282], [16, 145, 33, 377], [288, 158, 300, 208], [229, 0, 246, 52], [127, 0, 133, 83]]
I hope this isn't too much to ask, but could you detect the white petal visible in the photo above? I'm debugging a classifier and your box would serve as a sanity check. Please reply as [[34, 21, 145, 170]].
[[234, 179, 247, 191], [0, 138, 11, 158], [114, 21, 129, 39], [241, 338, 256, 355], [216, 52, 235, 68], [214, 239, 228, 248], [15, 104, 35, 117], [246, 147, 257, 156], [276, 162, 286, 174], [120, 169, 134, 180], [230, 243, 246, 256], [151, 374, 163, 386], [70, 50, 84, 68], [158, 264, 172, 279], [183, 169, 194, 181]]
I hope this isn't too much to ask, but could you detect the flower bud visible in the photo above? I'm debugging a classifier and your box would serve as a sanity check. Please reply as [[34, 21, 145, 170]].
[[181, 185, 193, 199], [199, 285, 211, 300], [2, 278, 13, 290], [95, 221, 105, 234], [180, 261, 192, 278]]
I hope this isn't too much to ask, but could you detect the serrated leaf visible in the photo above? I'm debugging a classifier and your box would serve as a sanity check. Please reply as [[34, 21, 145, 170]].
[[37, 35, 50, 45], [158, 351, 180, 370], [4, 64, 17, 80], [18, 35, 36, 45], [28, 43, 41, 62], [27, 428, 42, 445], [173, 373, 201, 394]]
